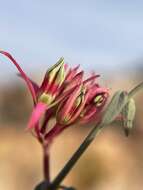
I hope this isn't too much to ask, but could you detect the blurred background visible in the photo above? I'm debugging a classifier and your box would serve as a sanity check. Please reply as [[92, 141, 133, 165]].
[[0, 0, 143, 189]]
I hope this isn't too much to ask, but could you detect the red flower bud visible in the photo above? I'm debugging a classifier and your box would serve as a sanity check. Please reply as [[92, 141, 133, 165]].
[[38, 57, 66, 105], [56, 85, 86, 125]]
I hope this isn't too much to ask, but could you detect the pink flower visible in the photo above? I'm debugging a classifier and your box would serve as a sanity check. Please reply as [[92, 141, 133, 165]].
[[56, 76, 109, 126], [0, 50, 109, 145]]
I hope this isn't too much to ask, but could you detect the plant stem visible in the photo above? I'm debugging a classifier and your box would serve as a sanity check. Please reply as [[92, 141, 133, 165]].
[[129, 81, 143, 98], [43, 145, 50, 182], [48, 122, 103, 190]]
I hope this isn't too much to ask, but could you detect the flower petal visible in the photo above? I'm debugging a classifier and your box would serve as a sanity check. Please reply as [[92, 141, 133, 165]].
[[57, 85, 82, 123], [86, 86, 109, 104], [65, 65, 80, 81], [0, 51, 37, 103], [79, 106, 97, 124], [67, 92, 89, 124], [64, 71, 84, 92], [40, 57, 65, 92], [83, 75, 100, 86], [27, 102, 47, 129], [40, 109, 54, 134]]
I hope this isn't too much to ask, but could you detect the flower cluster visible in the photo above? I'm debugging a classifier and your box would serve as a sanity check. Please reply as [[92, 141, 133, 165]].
[[0, 51, 109, 145]]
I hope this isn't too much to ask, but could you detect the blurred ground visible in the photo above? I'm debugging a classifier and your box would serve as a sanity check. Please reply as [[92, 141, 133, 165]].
[[0, 72, 143, 190]]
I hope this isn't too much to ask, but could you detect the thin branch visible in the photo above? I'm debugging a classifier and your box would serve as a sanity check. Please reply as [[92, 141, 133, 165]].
[[129, 81, 143, 98]]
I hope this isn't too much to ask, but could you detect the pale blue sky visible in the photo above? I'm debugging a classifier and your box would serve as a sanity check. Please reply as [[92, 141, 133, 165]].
[[0, 0, 143, 82]]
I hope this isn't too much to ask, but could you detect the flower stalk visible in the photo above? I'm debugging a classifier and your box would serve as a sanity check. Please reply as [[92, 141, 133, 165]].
[[43, 145, 50, 182]]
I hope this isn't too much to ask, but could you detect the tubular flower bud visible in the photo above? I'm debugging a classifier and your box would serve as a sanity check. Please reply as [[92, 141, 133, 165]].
[[44, 57, 64, 86], [79, 92, 108, 124], [56, 85, 86, 125], [38, 57, 66, 105]]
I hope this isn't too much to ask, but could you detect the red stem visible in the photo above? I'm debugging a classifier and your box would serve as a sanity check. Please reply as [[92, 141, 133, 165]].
[[43, 145, 50, 182], [42, 123, 68, 183]]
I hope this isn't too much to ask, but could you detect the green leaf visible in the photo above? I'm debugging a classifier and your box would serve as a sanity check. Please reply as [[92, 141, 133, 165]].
[[122, 98, 136, 136], [101, 90, 129, 125]]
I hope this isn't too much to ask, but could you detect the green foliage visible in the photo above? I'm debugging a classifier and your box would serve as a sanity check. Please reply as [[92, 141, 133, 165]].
[[122, 98, 136, 136], [101, 90, 128, 125]]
